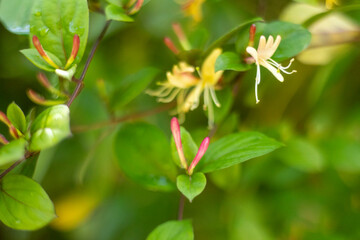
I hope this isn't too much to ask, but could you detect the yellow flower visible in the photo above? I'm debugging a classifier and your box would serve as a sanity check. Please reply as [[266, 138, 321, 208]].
[[246, 35, 296, 103], [146, 62, 200, 120], [182, 0, 206, 22], [326, 0, 339, 9], [181, 48, 223, 127]]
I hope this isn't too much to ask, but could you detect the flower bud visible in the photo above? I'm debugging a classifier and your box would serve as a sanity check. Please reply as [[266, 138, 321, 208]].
[[32, 36, 60, 69], [188, 137, 209, 175], [171, 117, 188, 169]]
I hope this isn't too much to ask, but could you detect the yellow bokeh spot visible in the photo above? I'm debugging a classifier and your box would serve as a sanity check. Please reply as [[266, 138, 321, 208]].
[[51, 192, 100, 231]]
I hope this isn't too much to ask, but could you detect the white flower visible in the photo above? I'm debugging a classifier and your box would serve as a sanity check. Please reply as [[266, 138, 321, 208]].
[[246, 35, 296, 103]]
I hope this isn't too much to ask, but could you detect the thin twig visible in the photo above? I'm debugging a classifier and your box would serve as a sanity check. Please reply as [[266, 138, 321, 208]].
[[178, 194, 185, 220], [67, 20, 112, 107]]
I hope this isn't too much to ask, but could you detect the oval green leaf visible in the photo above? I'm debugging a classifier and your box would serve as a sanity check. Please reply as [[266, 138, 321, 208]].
[[0, 0, 37, 35], [197, 132, 283, 173], [29, 0, 89, 66], [114, 122, 177, 191], [105, 4, 134, 22], [7, 102, 27, 133], [147, 220, 194, 240], [176, 172, 206, 202], [30, 105, 71, 151], [20, 48, 63, 72], [0, 174, 56, 230], [215, 52, 251, 72]]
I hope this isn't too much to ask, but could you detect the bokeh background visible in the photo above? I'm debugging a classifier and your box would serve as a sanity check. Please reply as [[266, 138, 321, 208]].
[[1, 0, 360, 239]]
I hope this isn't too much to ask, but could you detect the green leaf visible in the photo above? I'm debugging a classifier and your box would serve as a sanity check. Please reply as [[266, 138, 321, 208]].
[[147, 220, 194, 240], [29, 105, 71, 151], [276, 138, 325, 173], [111, 68, 159, 109], [114, 122, 177, 191], [197, 132, 283, 173], [20, 48, 62, 72], [105, 4, 134, 22], [0, 174, 56, 230], [171, 127, 198, 168], [261, 21, 311, 60], [176, 172, 206, 202], [29, 0, 89, 66], [203, 17, 263, 57], [7, 102, 27, 133], [215, 52, 251, 72], [0, 0, 37, 35], [0, 139, 27, 168]]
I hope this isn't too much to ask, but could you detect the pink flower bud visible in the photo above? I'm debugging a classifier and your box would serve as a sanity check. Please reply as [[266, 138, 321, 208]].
[[248, 24, 256, 47], [0, 134, 9, 145], [164, 37, 180, 55], [188, 137, 209, 175], [171, 117, 188, 169]]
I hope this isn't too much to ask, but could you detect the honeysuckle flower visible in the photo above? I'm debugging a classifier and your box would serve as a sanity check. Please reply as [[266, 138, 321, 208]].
[[181, 0, 206, 22], [171, 117, 210, 175], [246, 35, 296, 104], [146, 62, 200, 119], [181, 48, 223, 127]]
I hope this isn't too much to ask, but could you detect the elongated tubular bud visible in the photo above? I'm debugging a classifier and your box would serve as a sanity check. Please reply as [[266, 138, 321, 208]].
[[32, 36, 60, 69], [164, 37, 180, 55], [0, 112, 19, 139], [64, 35, 80, 69], [0, 134, 9, 145], [129, 0, 144, 14], [171, 117, 188, 169], [27, 89, 65, 106], [248, 24, 256, 47], [188, 137, 210, 175], [0, 111, 12, 127], [37, 73, 69, 98], [172, 23, 191, 51]]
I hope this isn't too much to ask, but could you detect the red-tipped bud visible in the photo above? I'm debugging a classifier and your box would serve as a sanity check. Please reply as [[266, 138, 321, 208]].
[[0, 112, 19, 139], [0, 111, 12, 127], [0, 134, 9, 145], [129, 0, 144, 14], [32, 36, 60, 69], [248, 24, 256, 47], [172, 23, 191, 50], [65, 35, 80, 69], [27, 89, 65, 106], [9, 126, 19, 139], [171, 117, 188, 169], [164, 37, 180, 55], [37, 73, 51, 89], [188, 137, 210, 175]]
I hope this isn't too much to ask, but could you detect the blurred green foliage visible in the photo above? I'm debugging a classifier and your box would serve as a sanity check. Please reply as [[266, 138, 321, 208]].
[[0, 0, 360, 239]]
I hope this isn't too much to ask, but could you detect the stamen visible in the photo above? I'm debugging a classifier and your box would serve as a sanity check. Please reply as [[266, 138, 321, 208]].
[[209, 86, 221, 107], [158, 88, 181, 102], [255, 63, 261, 104]]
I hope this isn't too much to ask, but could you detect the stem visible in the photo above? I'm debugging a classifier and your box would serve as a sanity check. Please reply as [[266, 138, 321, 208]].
[[178, 194, 185, 220], [0, 159, 24, 179], [71, 102, 175, 132], [67, 20, 112, 107]]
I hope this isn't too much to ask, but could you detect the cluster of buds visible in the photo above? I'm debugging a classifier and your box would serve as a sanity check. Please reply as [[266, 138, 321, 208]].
[[171, 117, 209, 175], [32, 34, 79, 80]]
